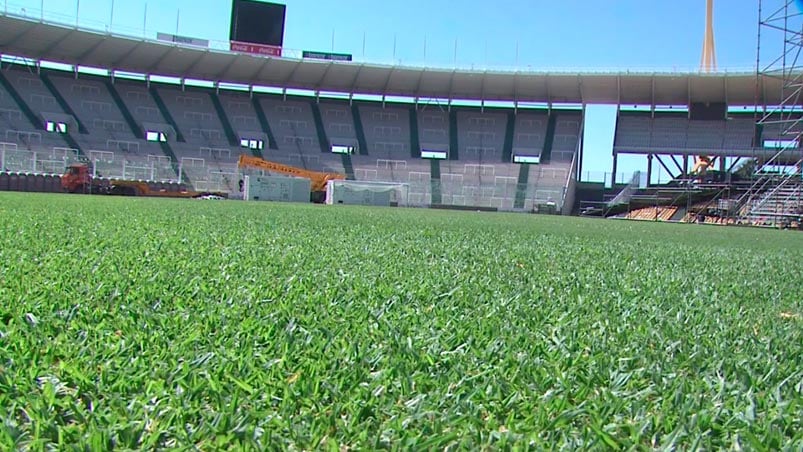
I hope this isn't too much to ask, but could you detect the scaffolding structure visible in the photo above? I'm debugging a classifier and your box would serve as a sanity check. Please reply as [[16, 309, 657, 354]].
[[743, 0, 803, 225]]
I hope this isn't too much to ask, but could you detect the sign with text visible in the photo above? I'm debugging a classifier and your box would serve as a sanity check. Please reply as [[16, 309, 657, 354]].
[[331, 144, 355, 154], [157, 32, 209, 48], [513, 154, 541, 164], [230, 41, 282, 57], [302, 50, 353, 61], [421, 149, 448, 160]]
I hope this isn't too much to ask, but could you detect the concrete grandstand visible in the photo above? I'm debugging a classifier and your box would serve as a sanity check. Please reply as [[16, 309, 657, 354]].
[[0, 11, 799, 218]]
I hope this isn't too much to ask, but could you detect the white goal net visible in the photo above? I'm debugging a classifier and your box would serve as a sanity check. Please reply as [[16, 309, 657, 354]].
[[325, 180, 410, 207]]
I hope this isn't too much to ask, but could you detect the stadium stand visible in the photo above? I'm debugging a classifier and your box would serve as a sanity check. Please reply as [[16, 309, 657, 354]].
[[43, 72, 179, 181], [614, 111, 757, 153], [417, 108, 450, 156], [0, 60, 582, 211], [456, 109, 507, 163], [551, 112, 583, 162], [0, 67, 76, 160], [625, 206, 678, 221], [257, 97, 324, 168], [217, 90, 267, 156], [512, 111, 549, 160], [4, 11, 803, 223]]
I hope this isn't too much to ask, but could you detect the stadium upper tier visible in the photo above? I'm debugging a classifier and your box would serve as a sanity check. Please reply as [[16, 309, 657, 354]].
[[0, 13, 785, 105]]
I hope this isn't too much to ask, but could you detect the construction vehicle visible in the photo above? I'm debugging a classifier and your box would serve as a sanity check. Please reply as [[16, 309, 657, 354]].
[[237, 154, 345, 202], [61, 162, 226, 198]]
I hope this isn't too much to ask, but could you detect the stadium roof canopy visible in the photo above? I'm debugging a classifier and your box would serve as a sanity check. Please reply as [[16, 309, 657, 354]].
[[0, 13, 783, 106]]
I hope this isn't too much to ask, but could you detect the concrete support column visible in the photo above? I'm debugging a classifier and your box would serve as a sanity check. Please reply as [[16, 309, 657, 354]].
[[611, 151, 618, 186]]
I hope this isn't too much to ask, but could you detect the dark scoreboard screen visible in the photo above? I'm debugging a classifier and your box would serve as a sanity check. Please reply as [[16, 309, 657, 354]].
[[229, 0, 286, 47]]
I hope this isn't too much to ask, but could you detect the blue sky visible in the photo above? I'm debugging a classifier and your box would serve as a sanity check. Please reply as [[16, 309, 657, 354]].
[[7, 0, 774, 182]]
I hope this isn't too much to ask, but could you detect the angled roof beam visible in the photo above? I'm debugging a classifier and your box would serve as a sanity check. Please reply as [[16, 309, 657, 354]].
[[314, 61, 336, 90], [244, 57, 271, 82], [381, 66, 396, 101], [447, 69, 457, 105], [40, 29, 76, 55], [0, 24, 37, 48], [413, 67, 427, 96], [281, 59, 304, 86], [184, 53, 217, 78], [577, 74, 584, 105], [687, 75, 692, 119], [348, 63, 365, 96], [110, 42, 142, 68], [147, 48, 177, 72], [480, 71, 487, 112], [75, 36, 108, 62]]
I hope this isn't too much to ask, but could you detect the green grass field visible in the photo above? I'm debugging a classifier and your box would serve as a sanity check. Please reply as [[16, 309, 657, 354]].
[[0, 192, 801, 450]]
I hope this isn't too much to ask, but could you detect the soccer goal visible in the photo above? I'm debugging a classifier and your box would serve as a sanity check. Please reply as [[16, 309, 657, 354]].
[[325, 180, 410, 207]]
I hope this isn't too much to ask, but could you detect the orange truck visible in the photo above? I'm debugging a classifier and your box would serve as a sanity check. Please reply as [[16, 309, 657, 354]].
[[61, 162, 226, 198]]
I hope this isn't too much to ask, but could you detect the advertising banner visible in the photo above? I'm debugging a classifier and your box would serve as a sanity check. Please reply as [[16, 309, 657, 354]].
[[302, 50, 353, 61], [230, 41, 283, 57], [157, 32, 209, 48]]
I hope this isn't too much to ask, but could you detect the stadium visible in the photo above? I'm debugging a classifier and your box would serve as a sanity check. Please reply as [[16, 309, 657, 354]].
[[0, 0, 801, 449]]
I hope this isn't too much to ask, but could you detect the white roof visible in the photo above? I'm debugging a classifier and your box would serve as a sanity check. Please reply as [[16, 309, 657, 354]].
[[0, 13, 782, 106]]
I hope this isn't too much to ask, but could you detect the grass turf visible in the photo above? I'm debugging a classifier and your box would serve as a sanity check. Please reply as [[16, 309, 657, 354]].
[[0, 192, 801, 449]]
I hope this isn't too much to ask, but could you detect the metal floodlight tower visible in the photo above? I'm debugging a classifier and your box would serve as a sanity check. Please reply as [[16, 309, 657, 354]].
[[693, 0, 716, 194], [745, 0, 803, 225], [701, 0, 718, 72]]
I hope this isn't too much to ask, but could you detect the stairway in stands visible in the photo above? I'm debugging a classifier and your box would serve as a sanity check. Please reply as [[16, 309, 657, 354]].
[[309, 102, 330, 154], [513, 164, 530, 209], [106, 80, 177, 180], [0, 70, 45, 131], [104, 80, 143, 139], [351, 105, 369, 155], [160, 142, 187, 184], [40, 73, 89, 135], [409, 107, 421, 158], [502, 111, 515, 162], [149, 87, 185, 142], [210, 93, 239, 146], [341, 154, 355, 180], [540, 112, 558, 164], [448, 110, 459, 161], [8, 71, 88, 155], [745, 178, 802, 223], [3, 70, 86, 156], [430, 159, 442, 204], [250, 97, 276, 156], [148, 87, 194, 182]]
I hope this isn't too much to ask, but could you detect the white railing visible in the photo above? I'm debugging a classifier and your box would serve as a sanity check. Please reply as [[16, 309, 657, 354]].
[[88, 149, 114, 162], [0, 147, 181, 182]]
